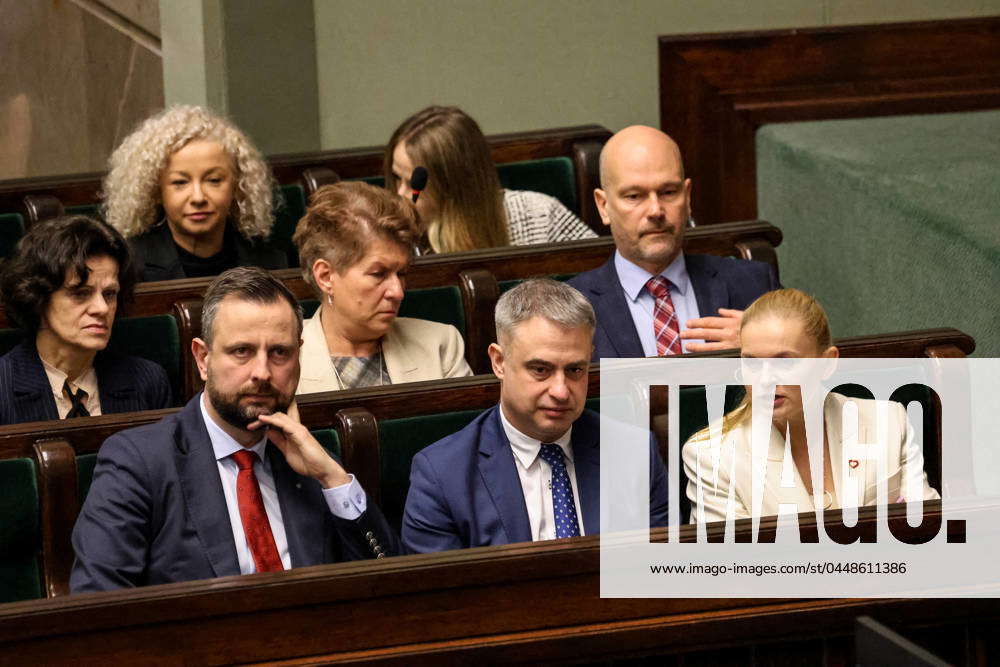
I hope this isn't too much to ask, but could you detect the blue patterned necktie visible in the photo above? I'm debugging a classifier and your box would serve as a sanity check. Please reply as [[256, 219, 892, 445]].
[[539, 443, 581, 539]]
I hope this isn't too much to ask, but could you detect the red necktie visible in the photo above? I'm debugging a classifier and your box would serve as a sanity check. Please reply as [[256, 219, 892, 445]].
[[231, 449, 284, 573], [646, 276, 683, 356]]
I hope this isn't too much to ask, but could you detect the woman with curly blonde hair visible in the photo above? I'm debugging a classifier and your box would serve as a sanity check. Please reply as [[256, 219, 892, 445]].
[[102, 105, 287, 281]]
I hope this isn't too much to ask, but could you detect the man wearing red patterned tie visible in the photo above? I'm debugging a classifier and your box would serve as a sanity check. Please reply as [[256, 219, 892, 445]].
[[71, 267, 397, 592], [568, 125, 780, 359]]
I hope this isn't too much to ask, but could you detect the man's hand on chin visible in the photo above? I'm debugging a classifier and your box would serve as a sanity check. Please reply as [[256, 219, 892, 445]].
[[249, 410, 350, 488], [679, 308, 744, 353]]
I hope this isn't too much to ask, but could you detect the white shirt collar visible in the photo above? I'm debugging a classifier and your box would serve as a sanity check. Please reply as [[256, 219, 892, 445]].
[[41, 357, 98, 397], [498, 404, 574, 470], [199, 393, 269, 462], [614, 250, 690, 301]]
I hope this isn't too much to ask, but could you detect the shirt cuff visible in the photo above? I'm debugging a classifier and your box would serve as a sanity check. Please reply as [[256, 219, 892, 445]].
[[322, 474, 367, 520]]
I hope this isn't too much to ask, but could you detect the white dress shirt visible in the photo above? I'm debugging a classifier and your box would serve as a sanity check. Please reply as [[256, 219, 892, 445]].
[[199, 394, 366, 574], [42, 359, 101, 418], [614, 250, 703, 355], [498, 406, 585, 540]]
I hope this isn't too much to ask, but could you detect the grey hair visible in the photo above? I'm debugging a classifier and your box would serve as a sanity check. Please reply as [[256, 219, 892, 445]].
[[495, 278, 595, 345], [201, 266, 303, 347]]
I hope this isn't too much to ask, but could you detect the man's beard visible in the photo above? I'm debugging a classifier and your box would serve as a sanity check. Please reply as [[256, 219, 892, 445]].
[[207, 377, 293, 430]]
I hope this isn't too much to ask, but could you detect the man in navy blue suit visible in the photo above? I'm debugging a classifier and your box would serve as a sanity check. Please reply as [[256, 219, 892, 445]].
[[402, 279, 669, 554], [567, 126, 779, 359], [71, 267, 397, 592]]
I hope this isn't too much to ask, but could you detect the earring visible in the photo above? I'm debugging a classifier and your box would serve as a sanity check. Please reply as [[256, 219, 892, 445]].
[[327, 293, 333, 306]]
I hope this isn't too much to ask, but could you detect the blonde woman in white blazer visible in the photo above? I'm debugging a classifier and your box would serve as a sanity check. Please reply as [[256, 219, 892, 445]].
[[683, 289, 939, 524], [292, 182, 472, 394]]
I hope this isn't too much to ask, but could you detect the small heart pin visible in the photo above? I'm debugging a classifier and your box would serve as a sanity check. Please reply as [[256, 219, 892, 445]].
[[848, 459, 859, 469]]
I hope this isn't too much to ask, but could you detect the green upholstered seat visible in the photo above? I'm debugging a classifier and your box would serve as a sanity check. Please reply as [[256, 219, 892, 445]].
[[301, 286, 463, 335], [272, 183, 308, 267], [498, 157, 577, 214], [311, 428, 341, 458], [77, 453, 97, 505], [377, 409, 485, 532], [105, 314, 182, 406], [398, 285, 464, 335], [0, 212, 25, 260], [0, 458, 43, 603], [358, 176, 384, 187]]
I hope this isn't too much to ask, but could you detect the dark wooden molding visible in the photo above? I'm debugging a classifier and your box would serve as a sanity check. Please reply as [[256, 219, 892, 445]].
[[171, 299, 204, 398], [0, 511, 996, 664], [0, 124, 612, 232], [458, 268, 500, 375], [30, 439, 78, 598], [21, 194, 65, 227], [333, 408, 381, 504], [659, 18, 1000, 224]]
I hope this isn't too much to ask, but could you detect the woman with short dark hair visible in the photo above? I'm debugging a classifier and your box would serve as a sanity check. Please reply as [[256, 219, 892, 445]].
[[0, 215, 172, 424], [292, 181, 472, 393]]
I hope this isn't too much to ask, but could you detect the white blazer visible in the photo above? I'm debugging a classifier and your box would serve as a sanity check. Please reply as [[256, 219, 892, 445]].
[[296, 310, 473, 395], [683, 393, 940, 523]]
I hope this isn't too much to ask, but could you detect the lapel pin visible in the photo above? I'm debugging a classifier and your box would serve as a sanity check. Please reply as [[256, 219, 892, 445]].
[[848, 459, 859, 469]]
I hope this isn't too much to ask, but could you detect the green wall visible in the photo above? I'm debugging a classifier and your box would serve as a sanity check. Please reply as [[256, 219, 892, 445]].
[[312, 0, 1000, 150]]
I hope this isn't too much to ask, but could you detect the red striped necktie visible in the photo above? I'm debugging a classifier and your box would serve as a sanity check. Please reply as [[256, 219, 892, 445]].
[[646, 275, 683, 356]]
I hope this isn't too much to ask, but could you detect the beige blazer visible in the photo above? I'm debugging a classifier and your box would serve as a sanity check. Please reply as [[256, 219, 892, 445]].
[[296, 310, 473, 395], [683, 392, 940, 523]]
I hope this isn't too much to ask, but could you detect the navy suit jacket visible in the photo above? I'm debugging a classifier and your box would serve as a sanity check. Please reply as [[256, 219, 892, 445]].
[[0, 339, 171, 425], [70, 394, 399, 592], [401, 406, 670, 554], [567, 253, 780, 360]]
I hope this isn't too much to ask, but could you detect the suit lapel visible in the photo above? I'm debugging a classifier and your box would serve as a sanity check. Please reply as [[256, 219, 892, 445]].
[[10, 341, 59, 422], [686, 254, 728, 319], [94, 351, 138, 413], [175, 401, 241, 578], [589, 258, 644, 358], [267, 444, 326, 567], [571, 422, 600, 536], [382, 321, 419, 382], [477, 407, 532, 544]]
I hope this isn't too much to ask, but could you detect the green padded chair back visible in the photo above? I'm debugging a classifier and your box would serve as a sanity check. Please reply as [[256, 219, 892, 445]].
[[77, 453, 98, 505], [0, 212, 25, 260], [0, 458, 43, 603], [310, 428, 341, 459], [498, 157, 577, 214], [378, 409, 485, 532], [358, 175, 384, 187], [105, 314, 182, 406], [398, 285, 464, 335], [271, 183, 308, 267]]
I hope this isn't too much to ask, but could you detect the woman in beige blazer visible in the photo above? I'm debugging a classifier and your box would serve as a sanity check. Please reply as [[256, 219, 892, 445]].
[[683, 288, 939, 524], [292, 182, 472, 394]]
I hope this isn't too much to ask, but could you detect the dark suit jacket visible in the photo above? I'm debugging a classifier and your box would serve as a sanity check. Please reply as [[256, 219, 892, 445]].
[[70, 394, 399, 592], [129, 222, 288, 282], [567, 253, 780, 360], [0, 339, 171, 425], [401, 406, 669, 554]]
